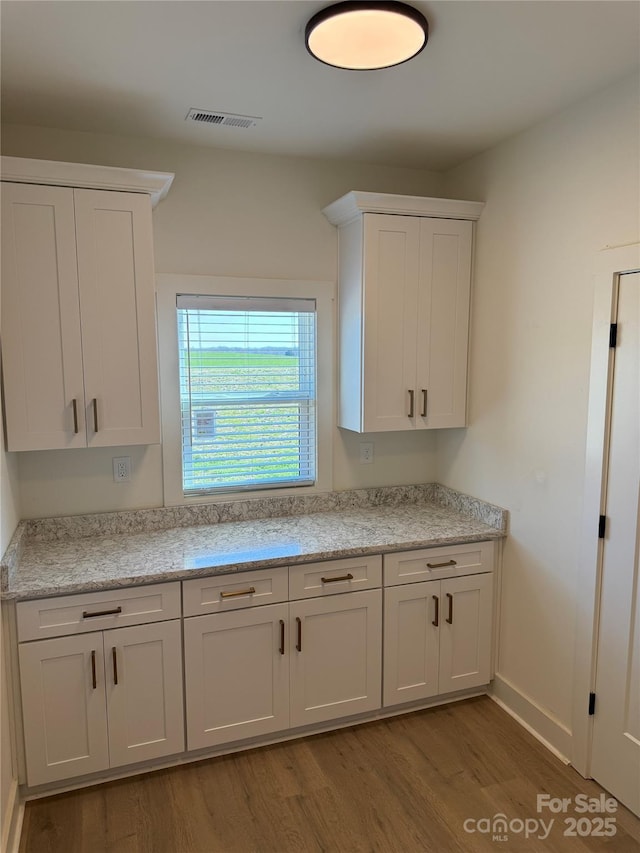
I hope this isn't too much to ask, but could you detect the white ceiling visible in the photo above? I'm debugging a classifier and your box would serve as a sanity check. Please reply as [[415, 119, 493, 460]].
[[1, 1, 638, 171]]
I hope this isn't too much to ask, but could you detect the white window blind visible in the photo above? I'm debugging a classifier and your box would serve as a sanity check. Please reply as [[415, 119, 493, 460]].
[[177, 294, 317, 495]]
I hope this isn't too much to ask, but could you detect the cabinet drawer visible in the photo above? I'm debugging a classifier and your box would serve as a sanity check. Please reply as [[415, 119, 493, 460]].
[[17, 582, 181, 642], [289, 555, 382, 600], [384, 541, 495, 586], [182, 567, 288, 616]]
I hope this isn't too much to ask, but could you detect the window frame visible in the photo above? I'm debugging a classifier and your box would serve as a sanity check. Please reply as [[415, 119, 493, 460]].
[[157, 274, 335, 506]]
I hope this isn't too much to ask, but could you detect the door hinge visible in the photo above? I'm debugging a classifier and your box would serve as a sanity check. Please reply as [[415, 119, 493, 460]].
[[609, 323, 618, 348], [588, 692, 596, 716], [598, 515, 606, 539]]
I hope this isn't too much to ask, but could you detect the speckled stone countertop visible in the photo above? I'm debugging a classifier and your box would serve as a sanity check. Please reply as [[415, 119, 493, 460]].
[[1, 484, 507, 601]]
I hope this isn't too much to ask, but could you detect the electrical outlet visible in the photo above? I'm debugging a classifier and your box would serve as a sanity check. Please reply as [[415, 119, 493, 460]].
[[359, 442, 374, 464], [113, 456, 131, 483]]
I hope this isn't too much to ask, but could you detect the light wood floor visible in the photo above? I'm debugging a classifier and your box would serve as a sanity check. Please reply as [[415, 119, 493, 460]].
[[19, 696, 640, 853]]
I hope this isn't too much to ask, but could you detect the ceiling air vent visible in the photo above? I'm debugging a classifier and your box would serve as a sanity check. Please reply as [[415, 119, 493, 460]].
[[185, 109, 261, 129]]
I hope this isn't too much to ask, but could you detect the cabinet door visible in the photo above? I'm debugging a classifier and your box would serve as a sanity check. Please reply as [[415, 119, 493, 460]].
[[106, 620, 184, 768], [74, 189, 160, 447], [1, 183, 86, 450], [290, 589, 382, 728], [362, 214, 420, 432], [417, 218, 472, 429], [438, 573, 493, 694], [383, 580, 440, 707], [18, 632, 109, 786], [184, 603, 289, 750]]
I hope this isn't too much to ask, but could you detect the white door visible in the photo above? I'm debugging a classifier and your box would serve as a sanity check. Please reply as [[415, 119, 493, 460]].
[[383, 579, 440, 707], [290, 589, 382, 728], [74, 189, 160, 447], [362, 214, 420, 432], [591, 271, 640, 816], [417, 218, 472, 429], [438, 573, 493, 694], [18, 632, 109, 786], [184, 603, 289, 750], [106, 620, 184, 767], [1, 182, 86, 450]]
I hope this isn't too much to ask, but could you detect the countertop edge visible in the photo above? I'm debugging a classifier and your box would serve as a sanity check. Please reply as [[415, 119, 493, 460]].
[[4, 529, 505, 601], [0, 521, 27, 595]]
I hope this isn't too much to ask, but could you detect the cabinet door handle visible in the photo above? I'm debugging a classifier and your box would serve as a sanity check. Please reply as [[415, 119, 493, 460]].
[[91, 650, 97, 689], [446, 593, 454, 624], [321, 573, 354, 584], [279, 620, 285, 655], [220, 587, 256, 599], [92, 398, 99, 433], [426, 560, 457, 569], [112, 646, 118, 684], [408, 389, 415, 418], [296, 616, 302, 652], [432, 595, 439, 627], [72, 398, 79, 434], [82, 606, 122, 619], [421, 389, 428, 418]]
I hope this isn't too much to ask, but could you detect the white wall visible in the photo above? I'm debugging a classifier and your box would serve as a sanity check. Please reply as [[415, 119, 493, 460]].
[[1, 125, 444, 518], [437, 73, 640, 749]]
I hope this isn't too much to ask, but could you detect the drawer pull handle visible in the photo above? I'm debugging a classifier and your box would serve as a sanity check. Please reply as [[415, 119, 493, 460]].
[[279, 620, 285, 655], [446, 593, 454, 624], [92, 398, 99, 433], [408, 389, 415, 418], [432, 595, 439, 627], [321, 573, 354, 584], [91, 650, 97, 689], [72, 398, 79, 434], [82, 606, 122, 619], [421, 389, 428, 418], [426, 560, 457, 569], [220, 587, 256, 599], [296, 616, 302, 652], [112, 646, 118, 684]]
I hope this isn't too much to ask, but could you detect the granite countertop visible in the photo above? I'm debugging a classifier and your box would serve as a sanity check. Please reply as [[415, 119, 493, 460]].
[[1, 484, 508, 601]]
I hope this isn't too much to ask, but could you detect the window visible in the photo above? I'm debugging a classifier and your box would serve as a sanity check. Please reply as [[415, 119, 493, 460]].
[[158, 274, 333, 506], [177, 295, 316, 494]]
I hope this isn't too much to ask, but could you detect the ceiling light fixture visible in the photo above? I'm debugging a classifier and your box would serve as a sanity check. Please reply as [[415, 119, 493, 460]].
[[305, 1, 428, 71]]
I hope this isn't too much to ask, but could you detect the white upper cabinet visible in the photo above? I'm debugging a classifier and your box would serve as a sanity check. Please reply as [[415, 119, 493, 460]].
[[417, 217, 473, 429], [1, 183, 86, 450], [323, 191, 483, 433], [74, 189, 159, 448], [0, 157, 173, 451], [361, 213, 421, 432]]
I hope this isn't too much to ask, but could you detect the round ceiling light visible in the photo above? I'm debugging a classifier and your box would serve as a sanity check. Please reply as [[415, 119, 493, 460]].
[[305, 1, 429, 71]]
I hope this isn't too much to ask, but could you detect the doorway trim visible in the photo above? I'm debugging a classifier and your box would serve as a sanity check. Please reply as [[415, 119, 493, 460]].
[[572, 242, 640, 776]]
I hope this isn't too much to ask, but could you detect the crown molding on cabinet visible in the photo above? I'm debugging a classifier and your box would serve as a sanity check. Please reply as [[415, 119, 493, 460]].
[[0, 156, 174, 207], [322, 191, 484, 226]]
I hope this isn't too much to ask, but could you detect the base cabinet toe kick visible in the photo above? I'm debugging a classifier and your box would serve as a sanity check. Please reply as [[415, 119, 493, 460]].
[[12, 541, 496, 791]]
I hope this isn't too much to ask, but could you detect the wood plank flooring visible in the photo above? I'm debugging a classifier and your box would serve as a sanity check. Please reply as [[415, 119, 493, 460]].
[[19, 697, 640, 853]]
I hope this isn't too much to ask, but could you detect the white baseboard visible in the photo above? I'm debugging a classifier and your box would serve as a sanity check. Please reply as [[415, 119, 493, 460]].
[[490, 673, 572, 763], [1, 778, 24, 853]]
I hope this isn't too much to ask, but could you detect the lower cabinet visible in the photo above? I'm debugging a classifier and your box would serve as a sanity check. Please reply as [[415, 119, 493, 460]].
[[289, 589, 382, 728], [18, 619, 184, 786], [184, 589, 382, 750], [15, 543, 496, 789], [184, 602, 290, 749], [383, 572, 493, 707]]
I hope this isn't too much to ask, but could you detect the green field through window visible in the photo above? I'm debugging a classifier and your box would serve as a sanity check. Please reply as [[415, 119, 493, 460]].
[[178, 305, 316, 494]]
